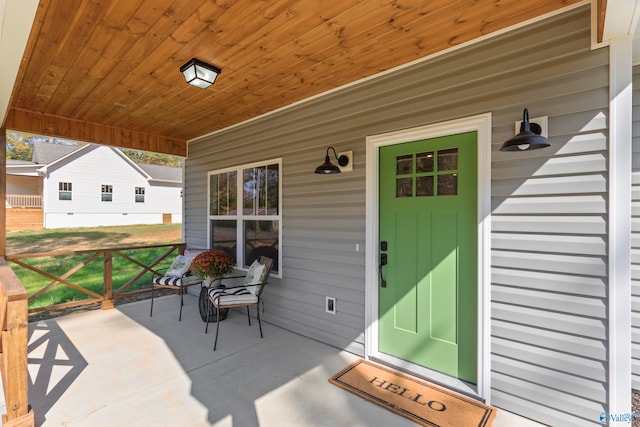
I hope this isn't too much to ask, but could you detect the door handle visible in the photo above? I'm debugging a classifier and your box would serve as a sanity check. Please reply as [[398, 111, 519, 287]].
[[379, 253, 387, 288]]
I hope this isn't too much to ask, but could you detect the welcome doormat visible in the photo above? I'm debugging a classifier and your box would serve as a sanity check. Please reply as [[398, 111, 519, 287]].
[[329, 359, 496, 427]]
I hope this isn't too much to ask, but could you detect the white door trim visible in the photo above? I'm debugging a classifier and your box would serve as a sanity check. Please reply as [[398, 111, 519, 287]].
[[364, 112, 492, 402]]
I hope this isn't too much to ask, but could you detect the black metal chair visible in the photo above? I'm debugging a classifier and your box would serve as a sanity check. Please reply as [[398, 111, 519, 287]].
[[205, 256, 273, 350], [149, 249, 205, 321]]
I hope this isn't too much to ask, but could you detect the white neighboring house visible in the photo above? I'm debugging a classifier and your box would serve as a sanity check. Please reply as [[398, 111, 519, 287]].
[[6, 142, 182, 229]]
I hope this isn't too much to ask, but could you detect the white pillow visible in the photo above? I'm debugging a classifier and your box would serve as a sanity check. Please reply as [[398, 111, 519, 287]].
[[183, 248, 205, 259], [244, 260, 266, 286], [166, 255, 190, 278]]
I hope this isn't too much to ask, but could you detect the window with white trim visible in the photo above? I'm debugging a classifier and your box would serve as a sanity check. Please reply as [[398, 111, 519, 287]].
[[208, 159, 281, 274], [135, 187, 145, 203], [58, 182, 72, 200], [101, 184, 113, 202]]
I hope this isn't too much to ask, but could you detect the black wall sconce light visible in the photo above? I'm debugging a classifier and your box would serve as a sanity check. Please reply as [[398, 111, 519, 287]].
[[180, 58, 221, 89], [500, 108, 550, 151], [314, 147, 351, 174]]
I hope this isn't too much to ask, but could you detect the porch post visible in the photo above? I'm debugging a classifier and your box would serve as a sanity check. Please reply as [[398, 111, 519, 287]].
[[608, 35, 632, 418], [0, 129, 6, 258]]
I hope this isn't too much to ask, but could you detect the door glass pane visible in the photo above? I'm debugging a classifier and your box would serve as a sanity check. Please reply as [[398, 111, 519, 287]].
[[244, 220, 279, 272], [396, 178, 413, 197], [416, 152, 434, 173], [396, 154, 413, 175], [416, 176, 434, 196], [210, 171, 237, 215], [210, 220, 237, 263], [438, 173, 458, 196], [438, 148, 458, 171]]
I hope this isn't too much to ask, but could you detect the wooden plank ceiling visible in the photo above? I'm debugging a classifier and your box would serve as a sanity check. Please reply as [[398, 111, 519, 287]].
[[4, 0, 589, 156]]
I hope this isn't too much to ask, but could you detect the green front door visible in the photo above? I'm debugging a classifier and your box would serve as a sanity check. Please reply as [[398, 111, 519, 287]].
[[378, 132, 477, 384]]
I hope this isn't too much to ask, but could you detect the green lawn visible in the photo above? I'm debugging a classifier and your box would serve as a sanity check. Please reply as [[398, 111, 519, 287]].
[[6, 224, 183, 308]]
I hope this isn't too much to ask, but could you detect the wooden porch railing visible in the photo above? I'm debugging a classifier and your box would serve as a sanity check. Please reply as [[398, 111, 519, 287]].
[[5, 195, 42, 209], [0, 258, 34, 427], [0, 242, 185, 426], [6, 243, 185, 314]]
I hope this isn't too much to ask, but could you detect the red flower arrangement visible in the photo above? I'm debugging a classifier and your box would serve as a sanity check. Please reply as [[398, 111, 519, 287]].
[[190, 250, 234, 279]]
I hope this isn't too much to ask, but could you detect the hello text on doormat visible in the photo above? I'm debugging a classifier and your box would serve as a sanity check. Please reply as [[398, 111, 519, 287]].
[[329, 359, 496, 427]]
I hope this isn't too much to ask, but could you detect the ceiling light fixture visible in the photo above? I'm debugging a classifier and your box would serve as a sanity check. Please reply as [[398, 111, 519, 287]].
[[180, 58, 221, 89]]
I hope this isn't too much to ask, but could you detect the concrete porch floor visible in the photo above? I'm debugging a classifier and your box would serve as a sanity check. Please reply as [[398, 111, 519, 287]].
[[9, 294, 544, 426]]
